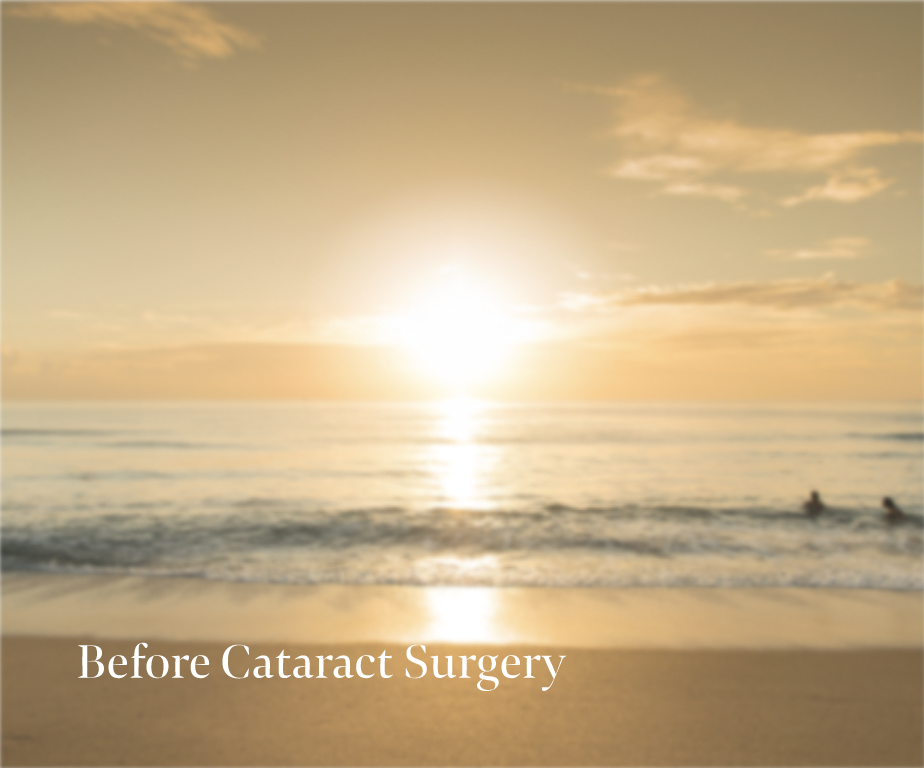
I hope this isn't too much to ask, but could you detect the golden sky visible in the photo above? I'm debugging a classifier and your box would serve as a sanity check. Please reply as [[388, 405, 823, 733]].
[[3, 2, 922, 400]]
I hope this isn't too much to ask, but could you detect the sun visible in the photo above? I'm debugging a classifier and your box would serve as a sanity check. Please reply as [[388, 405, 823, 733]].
[[396, 270, 514, 390]]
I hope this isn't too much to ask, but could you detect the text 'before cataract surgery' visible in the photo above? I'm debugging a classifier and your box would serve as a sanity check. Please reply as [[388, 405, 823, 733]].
[[79, 644, 566, 692]]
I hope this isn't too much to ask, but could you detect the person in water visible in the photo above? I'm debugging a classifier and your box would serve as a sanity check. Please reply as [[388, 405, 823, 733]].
[[803, 490, 825, 516], [882, 497, 907, 524]]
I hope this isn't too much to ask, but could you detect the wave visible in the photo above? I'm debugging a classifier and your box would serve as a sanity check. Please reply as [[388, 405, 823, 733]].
[[1, 428, 113, 438], [850, 432, 924, 442], [3, 503, 921, 588], [4, 402, 920, 590]]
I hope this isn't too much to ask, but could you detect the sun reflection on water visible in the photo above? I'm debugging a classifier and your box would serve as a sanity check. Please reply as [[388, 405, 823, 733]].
[[438, 397, 480, 443], [430, 398, 494, 509]]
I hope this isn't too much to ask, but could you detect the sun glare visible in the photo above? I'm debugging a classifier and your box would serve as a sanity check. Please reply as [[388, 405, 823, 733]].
[[397, 271, 513, 391]]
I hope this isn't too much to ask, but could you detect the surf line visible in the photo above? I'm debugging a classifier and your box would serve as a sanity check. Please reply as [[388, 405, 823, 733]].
[[78, 643, 566, 692]]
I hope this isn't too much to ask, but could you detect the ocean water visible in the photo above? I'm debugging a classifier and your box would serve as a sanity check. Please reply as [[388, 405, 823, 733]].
[[2, 401, 922, 589]]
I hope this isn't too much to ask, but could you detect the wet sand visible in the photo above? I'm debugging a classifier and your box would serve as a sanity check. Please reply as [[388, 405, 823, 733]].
[[4, 573, 922, 648], [3, 575, 922, 765]]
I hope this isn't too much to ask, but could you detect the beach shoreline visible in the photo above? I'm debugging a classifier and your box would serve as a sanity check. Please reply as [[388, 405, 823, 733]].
[[4, 572, 922, 648]]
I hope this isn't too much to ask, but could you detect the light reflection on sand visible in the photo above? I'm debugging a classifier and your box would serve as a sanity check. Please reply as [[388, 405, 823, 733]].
[[424, 586, 498, 642], [4, 573, 922, 649]]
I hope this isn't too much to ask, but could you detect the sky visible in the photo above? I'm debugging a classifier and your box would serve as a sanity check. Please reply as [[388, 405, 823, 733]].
[[3, 2, 922, 400]]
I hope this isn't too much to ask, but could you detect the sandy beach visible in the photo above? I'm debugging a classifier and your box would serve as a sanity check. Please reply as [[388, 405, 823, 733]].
[[3, 575, 922, 766], [4, 638, 922, 766]]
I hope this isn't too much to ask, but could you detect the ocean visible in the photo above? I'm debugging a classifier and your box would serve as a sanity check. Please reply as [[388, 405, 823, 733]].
[[2, 401, 921, 589]]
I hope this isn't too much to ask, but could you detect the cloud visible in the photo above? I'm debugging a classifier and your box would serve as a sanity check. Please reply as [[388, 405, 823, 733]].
[[781, 168, 892, 206], [614, 154, 706, 180], [660, 181, 746, 202], [598, 75, 921, 209], [765, 237, 870, 261], [562, 276, 923, 313], [6, 2, 259, 61]]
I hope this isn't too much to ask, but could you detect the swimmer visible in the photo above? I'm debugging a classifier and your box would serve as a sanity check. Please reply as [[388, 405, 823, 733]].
[[882, 497, 907, 524], [803, 490, 825, 517]]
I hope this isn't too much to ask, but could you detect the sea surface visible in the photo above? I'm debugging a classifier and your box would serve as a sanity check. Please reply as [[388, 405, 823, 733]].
[[2, 401, 922, 589]]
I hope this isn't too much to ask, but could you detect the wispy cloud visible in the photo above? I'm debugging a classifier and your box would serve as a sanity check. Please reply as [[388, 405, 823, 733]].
[[593, 75, 921, 209], [781, 168, 892, 207], [561, 276, 923, 313], [660, 181, 745, 202], [6, 2, 259, 62], [765, 237, 870, 261]]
